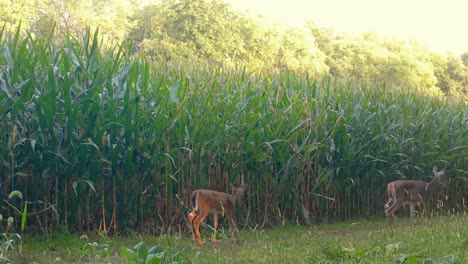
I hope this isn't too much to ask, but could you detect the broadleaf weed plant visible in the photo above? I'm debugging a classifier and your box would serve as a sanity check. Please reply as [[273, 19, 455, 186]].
[[1, 191, 27, 263], [120, 238, 190, 264]]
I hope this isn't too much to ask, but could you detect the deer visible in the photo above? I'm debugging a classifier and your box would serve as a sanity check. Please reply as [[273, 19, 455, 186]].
[[384, 166, 448, 227], [187, 184, 247, 249]]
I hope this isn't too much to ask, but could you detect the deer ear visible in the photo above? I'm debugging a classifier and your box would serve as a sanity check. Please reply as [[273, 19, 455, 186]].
[[230, 184, 235, 192], [440, 167, 447, 175], [433, 166, 438, 175]]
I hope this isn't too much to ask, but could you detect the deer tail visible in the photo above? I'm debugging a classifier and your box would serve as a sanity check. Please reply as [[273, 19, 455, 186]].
[[391, 184, 397, 201], [384, 183, 395, 211], [190, 191, 200, 226], [192, 191, 199, 211]]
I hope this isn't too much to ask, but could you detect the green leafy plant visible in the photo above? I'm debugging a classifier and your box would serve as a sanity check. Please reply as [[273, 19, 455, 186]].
[[120, 239, 188, 264], [1, 191, 27, 263], [78, 241, 113, 263], [320, 241, 345, 260]]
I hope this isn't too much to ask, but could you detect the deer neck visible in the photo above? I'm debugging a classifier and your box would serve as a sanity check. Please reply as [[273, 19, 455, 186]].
[[229, 192, 241, 206], [230, 195, 236, 206], [426, 176, 441, 196]]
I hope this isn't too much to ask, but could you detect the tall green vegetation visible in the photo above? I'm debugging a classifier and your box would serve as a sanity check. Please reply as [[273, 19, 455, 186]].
[[1, 30, 466, 233], [1, 0, 467, 101]]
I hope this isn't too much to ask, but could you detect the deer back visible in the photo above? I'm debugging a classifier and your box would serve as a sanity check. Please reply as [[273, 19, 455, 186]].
[[388, 180, 429, 203], [195, 189, 234, 212]]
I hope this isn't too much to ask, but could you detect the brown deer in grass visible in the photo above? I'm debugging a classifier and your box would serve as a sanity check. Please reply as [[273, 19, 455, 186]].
[[384, 166, 447, 227], [187, 184, 247, 249]]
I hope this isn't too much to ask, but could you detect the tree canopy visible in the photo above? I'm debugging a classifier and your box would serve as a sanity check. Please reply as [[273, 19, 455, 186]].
[[1, 0, 467, 101]]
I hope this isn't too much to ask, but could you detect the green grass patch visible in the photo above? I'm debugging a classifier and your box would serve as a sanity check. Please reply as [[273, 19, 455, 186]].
[[10, 214, 467, 263]]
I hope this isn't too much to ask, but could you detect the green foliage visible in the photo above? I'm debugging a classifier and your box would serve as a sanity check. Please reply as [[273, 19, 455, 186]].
[[318, 240, 464, 264], [1, 191, 27, 263], [0, 28, 467, 234], [307, 24, 447, 96], [130, 0, 240, 64], [0, 0, 36, 33], [1, 0, 467, 99], [1, 0, 135, 42], [11, 215, 468, 263], [78, 241, 113, 263], [461, 52, 468, 67], [120, 240, 188, 264], [128, 0, 328, 76], [317, 240, 465, 264]]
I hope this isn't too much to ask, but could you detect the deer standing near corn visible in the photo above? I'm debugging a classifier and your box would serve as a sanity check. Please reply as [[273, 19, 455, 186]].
[[384, 166, 447, 227], [188, 184, 247, 249]]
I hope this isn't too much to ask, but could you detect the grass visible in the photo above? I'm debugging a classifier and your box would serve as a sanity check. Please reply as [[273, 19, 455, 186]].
[[9, 213, 467, 263]]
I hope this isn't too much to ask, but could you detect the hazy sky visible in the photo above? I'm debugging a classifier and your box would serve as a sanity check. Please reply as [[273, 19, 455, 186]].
[[225, 0, 467, 55]]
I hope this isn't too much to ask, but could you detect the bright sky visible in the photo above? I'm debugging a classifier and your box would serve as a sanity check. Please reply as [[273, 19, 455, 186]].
[[225, 0, 468, 55]]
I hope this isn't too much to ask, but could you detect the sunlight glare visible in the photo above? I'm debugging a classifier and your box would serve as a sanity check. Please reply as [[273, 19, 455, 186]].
[[225, 0, 468, 54]]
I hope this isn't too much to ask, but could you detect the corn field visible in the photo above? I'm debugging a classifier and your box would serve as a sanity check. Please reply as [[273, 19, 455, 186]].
[[1, 30, 467, 234]]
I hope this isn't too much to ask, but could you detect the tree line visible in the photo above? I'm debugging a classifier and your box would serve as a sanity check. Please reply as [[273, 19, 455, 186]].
[[2, 0, 467, 101]]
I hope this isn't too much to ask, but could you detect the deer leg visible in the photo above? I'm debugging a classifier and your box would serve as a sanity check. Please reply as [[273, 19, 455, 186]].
[[192, 211, 209, 249], [227, 212, 240, 245], [384, 199, 394, 228], [423, 201, 431, 219], [212, 213, 219, 247], [409, 204, 416, 219], [386, 207, 396, 228], [385, 196, 404, 216], [385, 201, 403, 228], [384, 198, 393, 211], [384, 201, 396, 216], [187, 211, 197, 241]]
